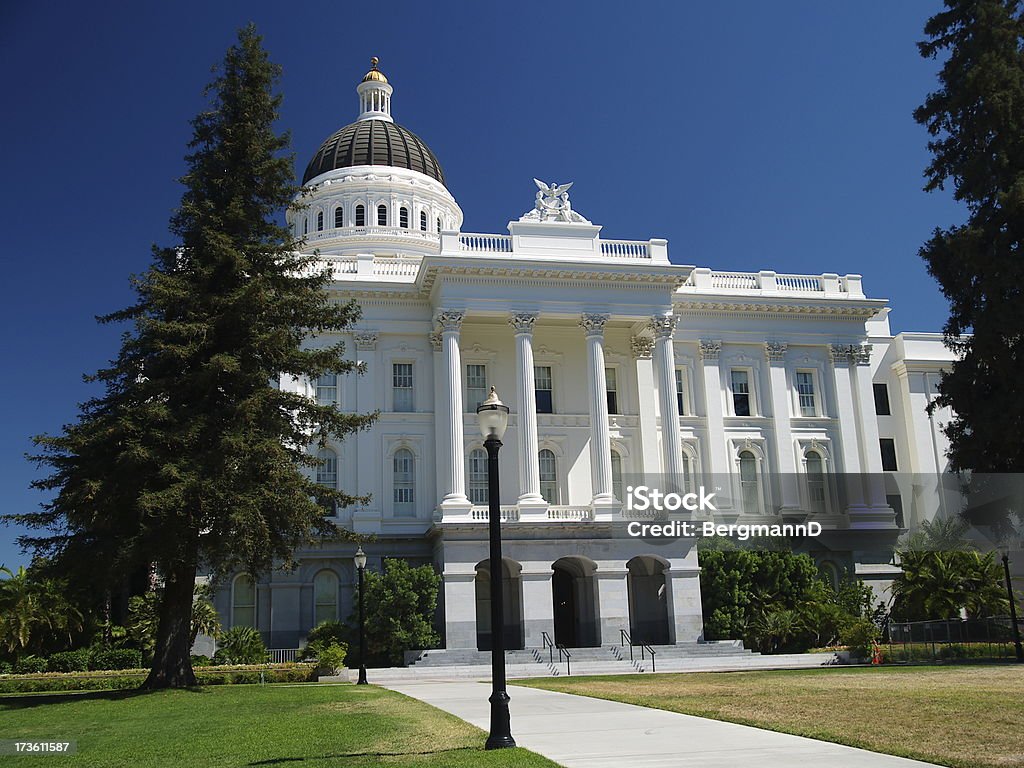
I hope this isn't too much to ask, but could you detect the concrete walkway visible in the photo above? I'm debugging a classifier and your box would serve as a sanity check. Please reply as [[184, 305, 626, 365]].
[[384, 680, 940, 768]]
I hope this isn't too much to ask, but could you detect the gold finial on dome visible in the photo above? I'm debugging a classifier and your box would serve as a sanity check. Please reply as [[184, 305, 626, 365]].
[[362, 56, 388, 84]]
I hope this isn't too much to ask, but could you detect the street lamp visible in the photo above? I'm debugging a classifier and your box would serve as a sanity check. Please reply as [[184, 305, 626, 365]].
[[476, 387, 515, 750], [354, 545, 369, 684], [1000, 547, 1024, 663]]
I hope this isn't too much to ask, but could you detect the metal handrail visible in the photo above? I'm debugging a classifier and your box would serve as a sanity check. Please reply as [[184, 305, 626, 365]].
[[620, 628, 656, 672], [541, 631, 555, 664], [558, 644, 572, 676]]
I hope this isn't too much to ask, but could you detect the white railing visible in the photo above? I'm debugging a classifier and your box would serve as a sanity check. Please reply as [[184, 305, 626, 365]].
[[269, 648, 300, 664], [372, 256, 421, 276], [458, 233, 513, 253], [322, 258, 357, 275], [305, 226, 440, 244], [600, 239, 650, 259], [319, 255, 421, 279], [546, 506, 594, 521], [710, 271, 760, 290], [776, 274, 824, 292], [470, 505, 520, 521]]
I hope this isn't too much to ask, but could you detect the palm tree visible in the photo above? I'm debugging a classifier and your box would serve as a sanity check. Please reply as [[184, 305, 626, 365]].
[[0, 565, 82, 655]]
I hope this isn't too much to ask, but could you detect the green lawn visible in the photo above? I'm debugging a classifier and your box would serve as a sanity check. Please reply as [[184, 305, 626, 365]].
[[0, 683, 559, 767], [519, 665, 1024, 768]]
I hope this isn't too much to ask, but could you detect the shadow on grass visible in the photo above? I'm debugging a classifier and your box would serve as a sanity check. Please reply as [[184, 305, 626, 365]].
[[249, 747, 479, 765], [0, 685, 213, 709]]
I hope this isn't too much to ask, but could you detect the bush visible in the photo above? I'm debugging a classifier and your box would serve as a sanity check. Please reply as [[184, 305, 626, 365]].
[[191, 654, 213, 667], [316, 643, 347, 673], [301, 621, 349, 660], [14, 656, 48, 674], [89, 648, 143, 671], [0, 663, 316, 694], [216, 626, 268, 665], [840, 618, 879, 660], [47, 649, 90, 673], [0, 660, 11, 674]]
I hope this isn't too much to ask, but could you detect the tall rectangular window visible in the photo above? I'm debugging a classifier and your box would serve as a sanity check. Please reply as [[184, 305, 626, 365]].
[[466, 364, 488, 411], [796, 371, 817, 417], [392, 363, 414, 412], [315, 374, 338, 406], [605, 367, 619, 414], [874, 383, 891, 416], [467, 449, 488, 505], [675, 368, 688, 416], [535, 365, 553, 414], [393, 449, 415, 516], [879, 438, 898, 471], [887, 494, 905, 528], [731, 369, 751, 416]]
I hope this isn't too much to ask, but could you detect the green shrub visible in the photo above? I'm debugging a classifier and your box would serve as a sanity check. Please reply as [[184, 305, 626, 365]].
[[47, 649, 90, 672], [301, 621, 349, 660], [0, 660, 11, 674], [0, 663, 316, 693], [316, 643, 347, 673], [840, 618, 880, 660], [14, 656, 48, 674], [216, 627, 268, 665], [191, 654, 213, 667], [89, 648, 143, 671]]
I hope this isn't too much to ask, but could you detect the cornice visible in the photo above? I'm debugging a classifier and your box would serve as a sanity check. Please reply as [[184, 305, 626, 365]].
[[673, 298, 883, 319]]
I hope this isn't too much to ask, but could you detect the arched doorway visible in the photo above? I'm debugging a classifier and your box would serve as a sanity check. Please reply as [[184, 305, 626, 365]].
[[551, 556, 600, 647], [475, 558, 524, 651], [627, 556, 671, 645]]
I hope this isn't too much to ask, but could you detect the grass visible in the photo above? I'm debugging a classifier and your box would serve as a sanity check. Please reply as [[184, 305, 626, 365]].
[[519, 665, 1024, 768], [0, 683, 560, 767]]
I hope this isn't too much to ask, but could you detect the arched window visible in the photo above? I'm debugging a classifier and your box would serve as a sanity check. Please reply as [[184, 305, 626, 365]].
[[316, 211, 324, 231], [436, 217, 442, 234], [313, 570, 339, 625], [316, 447, 338, 515], [393, 448, 415, 516], [303, 217, 308, 235], [355, 204, 365, 227], [377, 204, 388, 226], [232, 574, 256, 628], [611, 451, 623, 501], [681, 451, 693, 494], [315, 374, 338, 406], [468, 448, 488, 505], [739, 450, 759, 512], [539, 449, 558, 504], [399, 206, 409, 228], [420, 210, 428, 231], [334, 206, 343, 228], [806, 450, 826, 511]]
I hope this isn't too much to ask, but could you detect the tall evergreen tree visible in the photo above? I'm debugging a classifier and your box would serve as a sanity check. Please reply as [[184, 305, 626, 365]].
[[7, 25, 374, 688], [914, 0, 1024, 472]]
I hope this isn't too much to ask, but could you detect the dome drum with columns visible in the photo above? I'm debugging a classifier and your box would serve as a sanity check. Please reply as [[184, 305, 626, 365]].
[[289, 58, 461, 257]]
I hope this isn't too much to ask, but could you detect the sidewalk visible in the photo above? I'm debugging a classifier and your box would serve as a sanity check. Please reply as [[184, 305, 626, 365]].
[[383, 680, 940, 768]]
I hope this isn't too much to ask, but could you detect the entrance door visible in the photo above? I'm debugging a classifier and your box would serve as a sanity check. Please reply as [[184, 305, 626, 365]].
[[552, 567, 577, 647]]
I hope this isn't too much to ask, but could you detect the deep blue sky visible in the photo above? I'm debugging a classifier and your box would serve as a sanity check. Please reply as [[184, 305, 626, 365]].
[[0, 1, 959, 569]]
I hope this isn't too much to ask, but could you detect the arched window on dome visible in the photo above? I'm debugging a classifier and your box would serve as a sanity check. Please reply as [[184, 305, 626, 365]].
[[316, 211, 324, 231], [399, 207, 409, 228], [334, 207, 343, 228], [377, 204, 388, 227], [355, 204, 365, 227], [313, 570, 339, 625], [420, 211, 428, 231], [436, 217, 442, 234]]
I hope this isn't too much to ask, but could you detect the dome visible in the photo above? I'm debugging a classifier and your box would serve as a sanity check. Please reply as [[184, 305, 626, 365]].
[[362, 57, 388, 83], [302, 119, 446, 186]]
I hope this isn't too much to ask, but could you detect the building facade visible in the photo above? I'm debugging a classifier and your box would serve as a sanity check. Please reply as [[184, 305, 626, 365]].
[[210, 60, 958, 653]]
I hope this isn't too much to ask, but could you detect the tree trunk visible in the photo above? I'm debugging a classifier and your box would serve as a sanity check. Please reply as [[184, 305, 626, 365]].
[[142, 542, 198, 689]]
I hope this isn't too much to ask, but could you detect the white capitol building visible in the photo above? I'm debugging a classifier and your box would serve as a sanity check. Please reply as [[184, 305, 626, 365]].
[[209, 59, 956, 655]]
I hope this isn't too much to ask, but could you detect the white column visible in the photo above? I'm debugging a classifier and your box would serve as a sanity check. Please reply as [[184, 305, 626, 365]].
[[581, 314, 615, 509], [430, 331, 448, 512], [765, 342, 800, 512], [437, 310, 470, 510], [830, 344, 866, 510], [632, 336, 660, 474], [850, 344, 894, 523], [353, 331, 379, 525], [509, 313, 546, 516], [699, 340, 728, 475], [651, 316, 685, 491]]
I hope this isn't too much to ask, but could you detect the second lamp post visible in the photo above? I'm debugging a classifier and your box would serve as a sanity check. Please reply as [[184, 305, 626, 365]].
[[476, 387, 515, 749], [354, 545, 368, 684]]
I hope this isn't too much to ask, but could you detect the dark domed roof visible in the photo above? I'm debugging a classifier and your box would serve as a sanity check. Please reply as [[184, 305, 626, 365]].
[[302, 119, 445, 186]]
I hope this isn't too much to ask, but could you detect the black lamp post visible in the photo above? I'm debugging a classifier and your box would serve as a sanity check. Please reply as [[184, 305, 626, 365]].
[[354, 546, 369, 684], [1000, 549, 1024, 663], [477, 387, 515, 750]]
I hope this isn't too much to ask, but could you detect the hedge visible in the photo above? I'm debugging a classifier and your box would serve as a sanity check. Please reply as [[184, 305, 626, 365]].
[[0, 663, 317, 694]]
